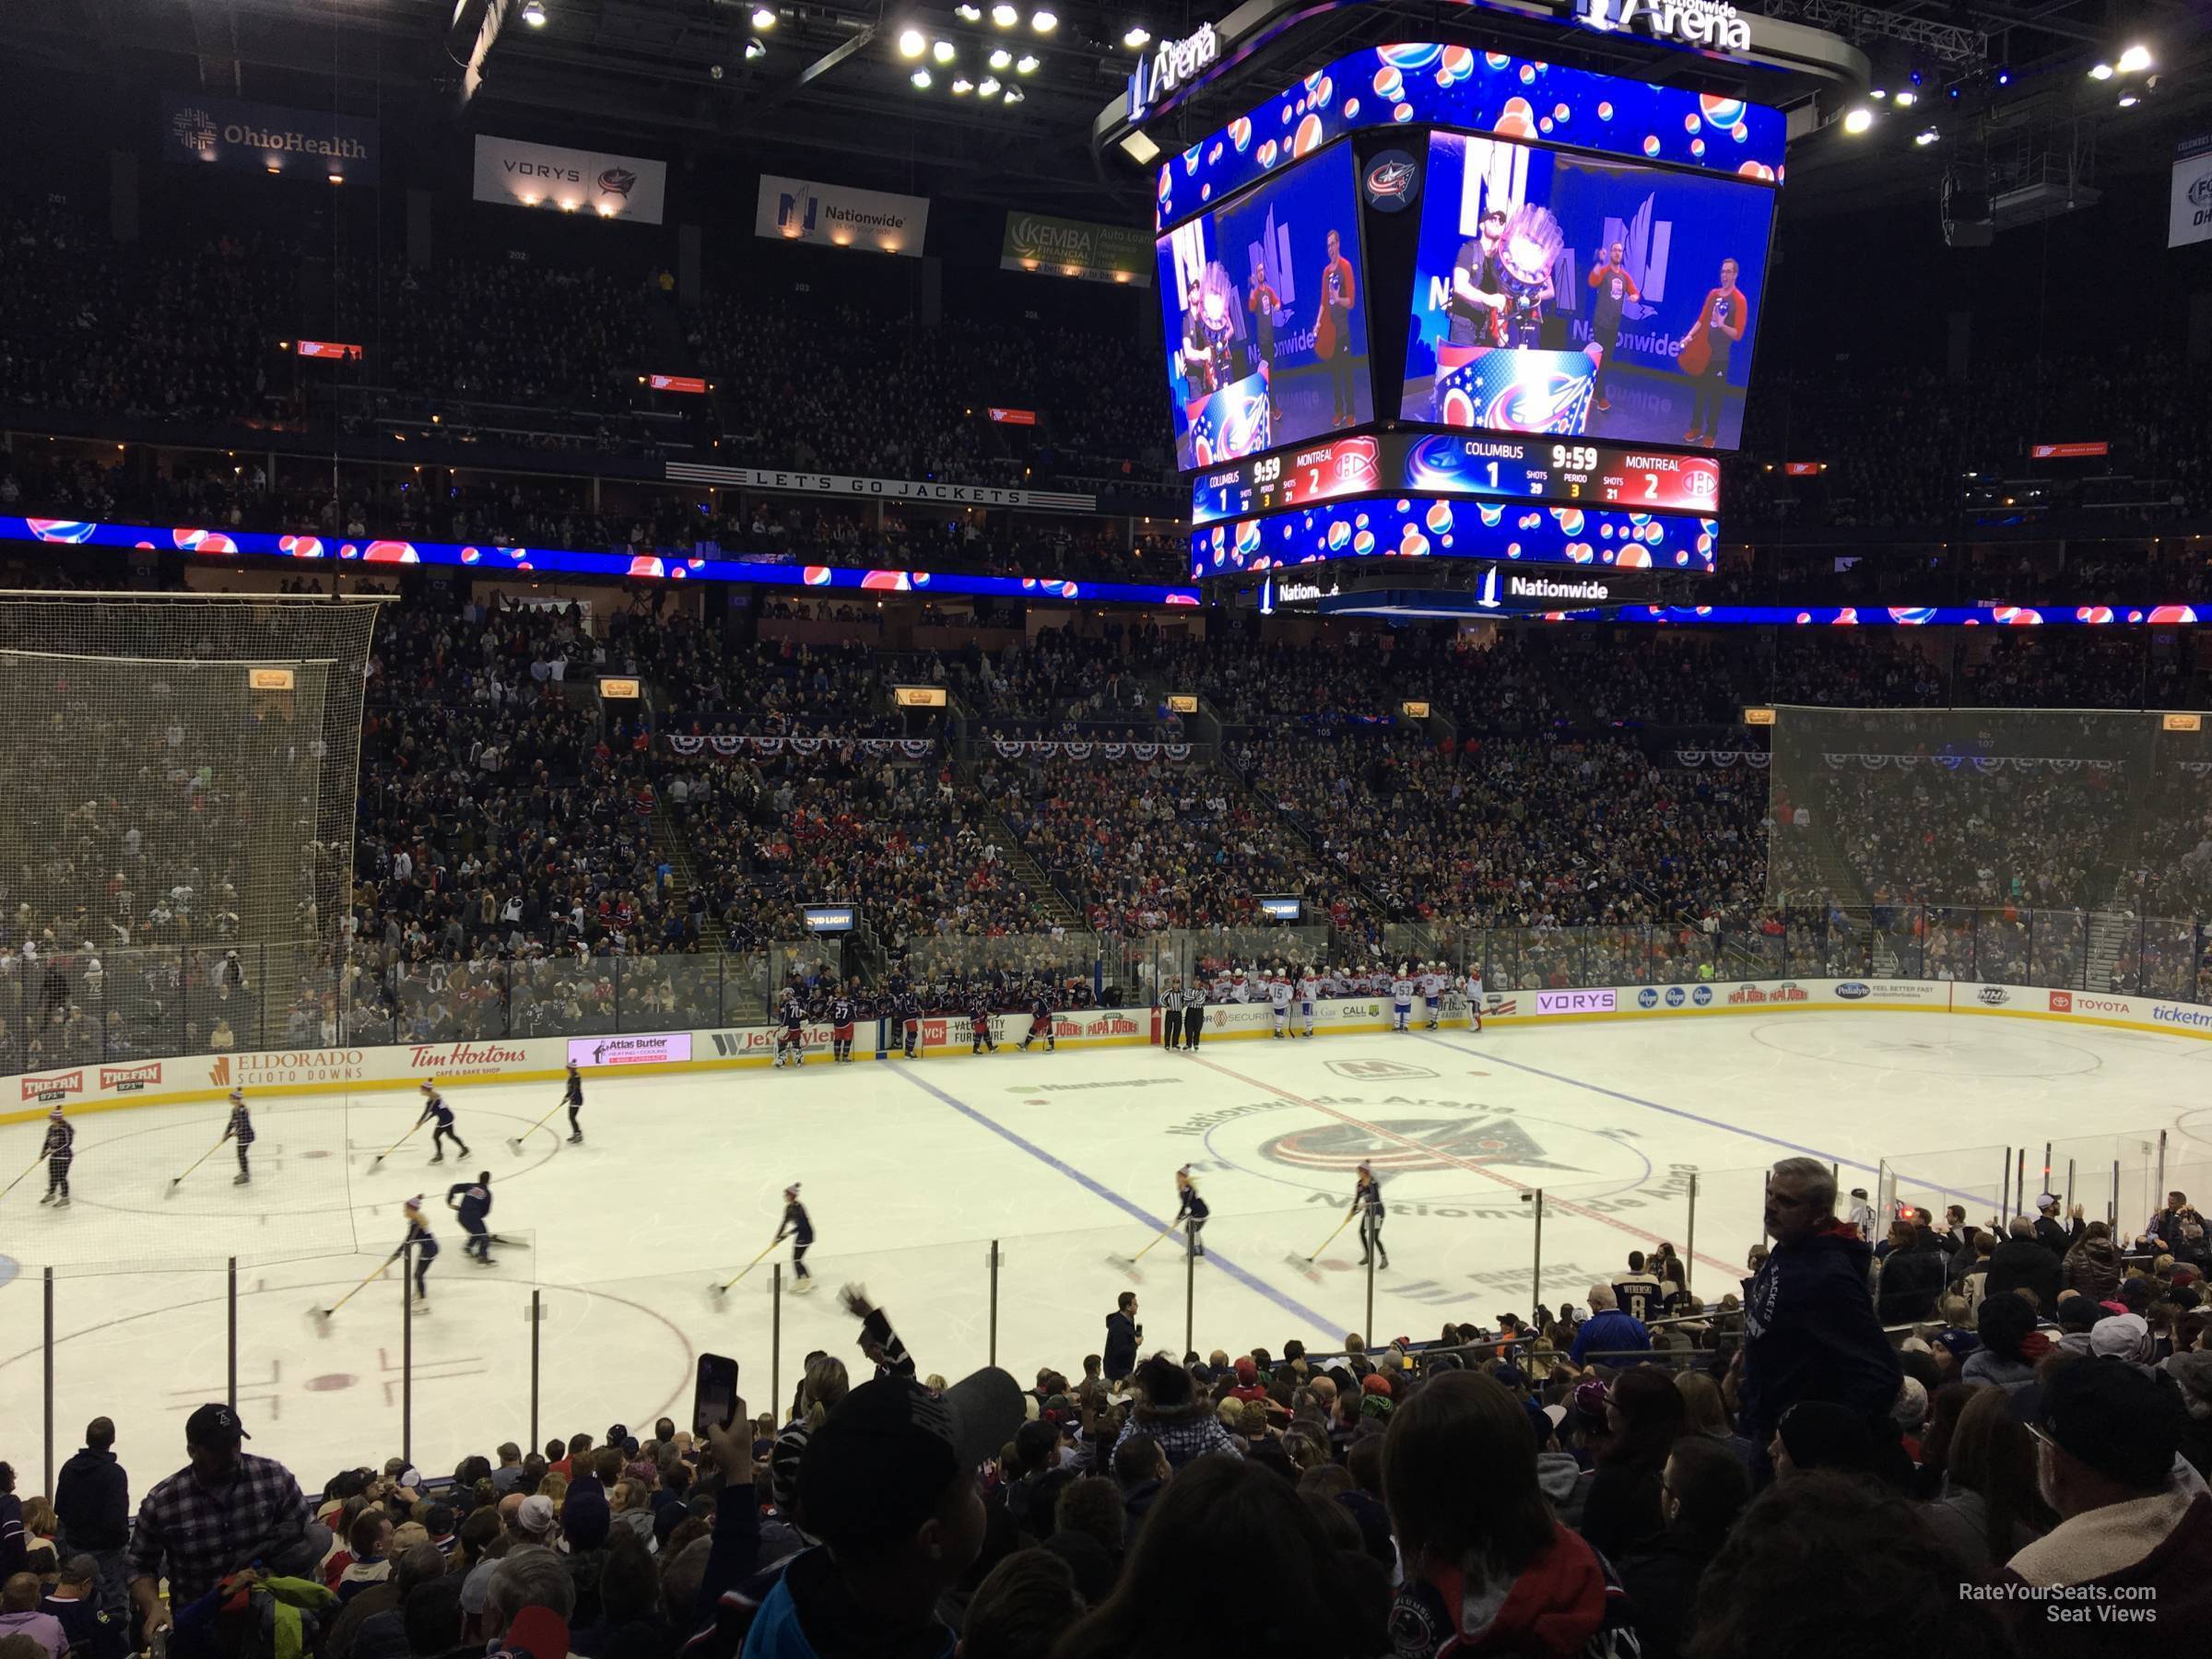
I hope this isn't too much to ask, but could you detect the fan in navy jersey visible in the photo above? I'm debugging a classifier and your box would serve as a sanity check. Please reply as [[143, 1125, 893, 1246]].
[[392, 1197, 440, 1303], [447, 1171, 496, 1265], [40, 1105, 75, 1207], [830, 986, 857, 1064], [1612, 1251, 1663, 1324], [1018, 984, 1056, 1053], [1175, 1166, 1209, 1260], [417, 1082, 471, 1163], [775, 1182, 816, 1289], [222, 1088, 255, 1185]]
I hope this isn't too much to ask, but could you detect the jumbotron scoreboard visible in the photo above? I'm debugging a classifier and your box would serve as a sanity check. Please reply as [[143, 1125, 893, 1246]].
[[1115, 6, 1818, 618]]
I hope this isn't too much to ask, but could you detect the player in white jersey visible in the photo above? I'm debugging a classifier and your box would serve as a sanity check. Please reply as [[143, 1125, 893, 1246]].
[[1267, 969, 1292, 1037], [1295, 970, 1319, 1037], [1418, 963, 1446, 1029], [1230, 970, 1253, 1004], [1390, 966, 1416, 1032], [1211, 966, 1236, 1001], [1463, 967, 1485, 1032]]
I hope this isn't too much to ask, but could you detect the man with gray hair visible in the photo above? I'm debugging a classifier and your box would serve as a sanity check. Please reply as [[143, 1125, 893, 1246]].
[[480, 1549, 574, 1652], [1739, 1157, 1900, 1482]]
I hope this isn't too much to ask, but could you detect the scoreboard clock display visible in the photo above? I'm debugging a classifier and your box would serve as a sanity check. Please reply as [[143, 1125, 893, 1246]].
[[1191, 432, 1720, 526]]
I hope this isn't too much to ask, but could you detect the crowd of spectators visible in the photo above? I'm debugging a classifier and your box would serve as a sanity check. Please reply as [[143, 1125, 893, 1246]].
[[4, 1159, 2209, 1659]]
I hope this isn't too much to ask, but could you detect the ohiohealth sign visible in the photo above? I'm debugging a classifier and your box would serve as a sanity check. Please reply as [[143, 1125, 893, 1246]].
[[161, 94, 379, 182]]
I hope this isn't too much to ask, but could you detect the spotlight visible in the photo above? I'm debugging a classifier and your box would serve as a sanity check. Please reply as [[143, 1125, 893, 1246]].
[[989, 47, 1011, 68], [1913, 128, 1939, 147], [991, 3, 1018, 23], [951, 78, 972, 94], [1994, 66, 2010, 87], [978, 75, 1000, 96], [2117, 44, 2153, 74], [1894, 89, 1918, 108], [898, 27, 924, 57], [1005, 84, 1024, 103], [2088, 63, 2113, 80], [745, 37, 766, 58], [1016, 53, 1038, 72], [933, 39, 955, 63], [1124, 27, 1149, 49], [911, 67, 932, 88], [1841, 106, 1874, 135], [520, 0, 547, 25], [955, 3, 982, 18], [751, 6, 775, 27], [1030, 9, 1055, 30], [2118, 93, 2140, 108], [1869, 88, 1887, 100], [327, 171, 345, 183]]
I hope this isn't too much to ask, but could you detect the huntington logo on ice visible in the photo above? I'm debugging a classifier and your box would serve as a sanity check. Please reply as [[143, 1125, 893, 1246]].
[[1259, 1115, 1585, 1174]]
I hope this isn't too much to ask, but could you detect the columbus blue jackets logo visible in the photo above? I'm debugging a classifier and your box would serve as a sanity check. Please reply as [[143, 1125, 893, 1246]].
[[1363, 151, 1420, 212], [1258, 1115, 1586, 1174], [596, 167, 638, 201]]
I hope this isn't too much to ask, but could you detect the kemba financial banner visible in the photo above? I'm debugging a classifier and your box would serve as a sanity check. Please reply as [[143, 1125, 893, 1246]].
[[474, 135, 668, 223], [757, 175, 928, 256], [161, 94, 379, 182]]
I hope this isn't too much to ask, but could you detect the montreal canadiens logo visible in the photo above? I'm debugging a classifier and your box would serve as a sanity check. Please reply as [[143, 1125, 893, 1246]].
[[1257, 1115, 1587, 1174]]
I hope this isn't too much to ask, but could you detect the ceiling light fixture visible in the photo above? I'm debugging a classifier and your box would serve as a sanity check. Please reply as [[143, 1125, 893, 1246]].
[[745, 37, 766, 58], [932, 39, 956, 63], [751, 6, 775, 27], [1016, 53, 1038, 72], [911, 67, 932, 88], [1913, 128, 1938, 147], [898, 27, 925, 57], [2117, 92, 2140, 107], [1004, 84, 1023, 103], [1030, 9, 1056, 31], [955, 4, 982, 18], [1123, 27, 1149, 49], [989, 47, 1011, 68], [520, 0, 547, 25], [1893, 89, 1918, 107], [951, 77, 973, 94], [991, 3, 1018, 24], [2116, 44, 2152, 74], [2088, 62, 2113, 80], [978, 75, 1000, 96]]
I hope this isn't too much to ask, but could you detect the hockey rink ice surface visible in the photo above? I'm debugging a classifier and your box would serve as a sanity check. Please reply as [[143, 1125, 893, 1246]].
[[6, 1011, 2212, 1477]]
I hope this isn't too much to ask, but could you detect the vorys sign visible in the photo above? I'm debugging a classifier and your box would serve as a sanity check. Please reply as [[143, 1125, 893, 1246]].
[[1573, 0, 1752, 53], [474, 136, 667, 223]]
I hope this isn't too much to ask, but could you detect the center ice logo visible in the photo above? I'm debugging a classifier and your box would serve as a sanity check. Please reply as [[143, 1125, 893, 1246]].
[[1259, 1115, 1583, 1174]]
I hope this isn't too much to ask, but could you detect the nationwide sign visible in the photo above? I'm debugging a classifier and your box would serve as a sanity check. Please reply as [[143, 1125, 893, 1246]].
[[1572, 0, 1753, 53], [664, 461, 1093, 512], [161, 94, 380, 182], [1001, 212, 1154, 286], [473, 135, 668, 223], [758, 174, 928, 256], [1510, 573, 1611, 601]]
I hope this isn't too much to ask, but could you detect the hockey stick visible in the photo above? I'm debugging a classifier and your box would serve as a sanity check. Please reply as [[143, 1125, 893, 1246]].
[[369, 1119, 425, 1169], [0, 1149, 47, 1204], [706, 1235, 784, 1300], [1104, 1225, 1177, 1277], [1286, 1212, 1357, 1280], [507, 1097, 571, 1154], [308, 1260, 391, 1332], [165, 1133, 232, 1198]]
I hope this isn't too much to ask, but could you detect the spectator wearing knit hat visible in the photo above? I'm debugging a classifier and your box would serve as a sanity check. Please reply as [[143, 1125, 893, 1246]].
[[1110, 1357, 1243, 1470]]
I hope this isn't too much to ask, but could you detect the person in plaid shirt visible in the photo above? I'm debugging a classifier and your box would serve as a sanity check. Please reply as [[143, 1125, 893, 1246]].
[[125, 1405, 312, 1648]]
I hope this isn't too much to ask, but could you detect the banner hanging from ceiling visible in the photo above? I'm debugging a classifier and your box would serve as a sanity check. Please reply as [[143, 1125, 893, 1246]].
[[756, 174, 928, 255], [2171, 135, 2212, 249], [1000, 211, 1153, 285], [473, 135, 667, 222], [160, 94, 380, 182]]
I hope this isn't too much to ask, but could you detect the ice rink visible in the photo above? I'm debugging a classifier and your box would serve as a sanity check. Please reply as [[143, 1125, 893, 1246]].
[[6, 1010, 2211, 1481]]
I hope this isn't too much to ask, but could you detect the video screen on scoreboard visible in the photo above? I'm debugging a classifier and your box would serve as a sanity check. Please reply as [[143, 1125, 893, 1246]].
[[1399, 130, 1775, 451], [1157, 142, 1374, 472]]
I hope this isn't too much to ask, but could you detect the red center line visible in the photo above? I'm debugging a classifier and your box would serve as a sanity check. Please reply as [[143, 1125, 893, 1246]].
[[1185, 1052, 1742, 1280]]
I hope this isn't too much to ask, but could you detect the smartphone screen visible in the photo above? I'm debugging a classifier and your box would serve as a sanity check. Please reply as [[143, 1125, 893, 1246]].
[[694, 1352, 739, 1438]]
